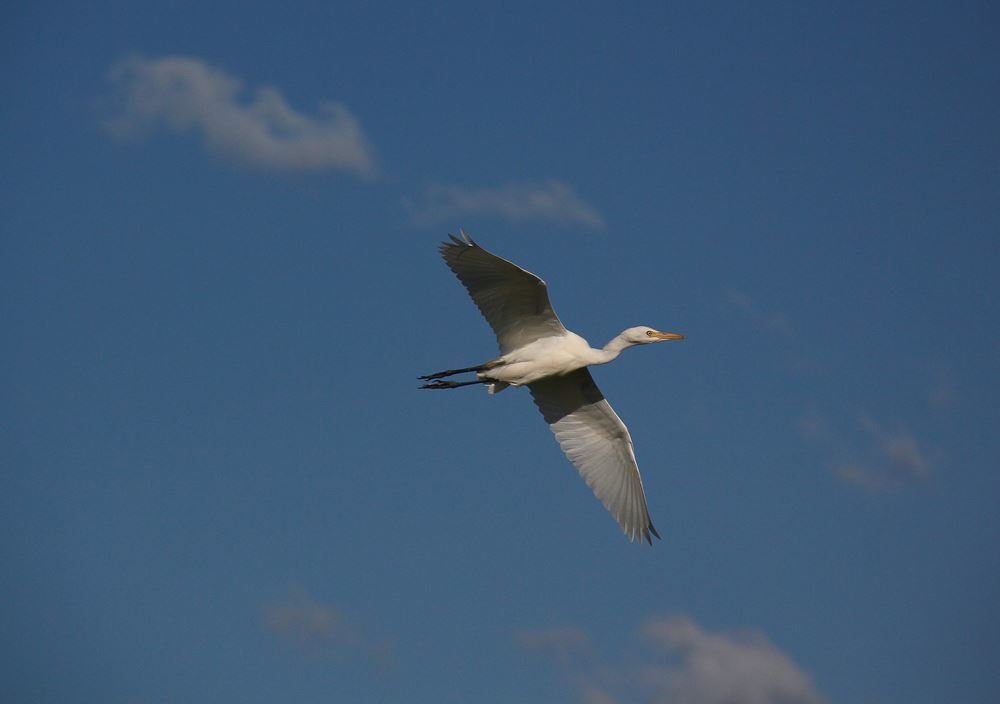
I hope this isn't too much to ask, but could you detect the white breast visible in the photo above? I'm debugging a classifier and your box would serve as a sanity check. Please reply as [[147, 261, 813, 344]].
[[482, 332, 596, 386]]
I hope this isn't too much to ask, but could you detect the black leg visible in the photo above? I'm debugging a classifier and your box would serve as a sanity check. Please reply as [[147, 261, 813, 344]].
[[419, 379, 491, 390], [418, 365, 484, 381]]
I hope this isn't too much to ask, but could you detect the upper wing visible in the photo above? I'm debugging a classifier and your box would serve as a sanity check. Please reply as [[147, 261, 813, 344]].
[[529, 369, 660, 543], [439, 230, 567, 353]]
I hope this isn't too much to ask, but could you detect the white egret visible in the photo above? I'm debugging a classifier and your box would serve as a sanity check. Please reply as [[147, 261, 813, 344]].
[[420, 230, 685, 543]]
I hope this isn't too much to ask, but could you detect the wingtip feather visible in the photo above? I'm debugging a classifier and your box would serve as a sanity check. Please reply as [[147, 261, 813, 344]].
[[458, 228, 478, 246], [442, 231, 479, 256]]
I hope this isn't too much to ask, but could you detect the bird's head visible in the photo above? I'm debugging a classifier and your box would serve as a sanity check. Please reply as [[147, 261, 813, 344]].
[[624, 326, 686, 345]]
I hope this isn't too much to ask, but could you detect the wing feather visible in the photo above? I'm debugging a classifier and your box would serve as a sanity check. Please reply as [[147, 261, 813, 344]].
[[439, 231, 566, 353], [529, 369, 660, 543]]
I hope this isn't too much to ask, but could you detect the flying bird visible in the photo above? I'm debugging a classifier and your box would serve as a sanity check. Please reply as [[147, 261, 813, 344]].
[[420, 230, 685, 543]]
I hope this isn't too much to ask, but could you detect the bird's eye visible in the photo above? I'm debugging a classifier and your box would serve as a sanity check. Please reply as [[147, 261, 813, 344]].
[[646, 330, 655, 337]]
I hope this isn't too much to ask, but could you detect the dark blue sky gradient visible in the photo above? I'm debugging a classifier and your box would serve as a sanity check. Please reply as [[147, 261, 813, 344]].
[[3, 2, 998, 703]]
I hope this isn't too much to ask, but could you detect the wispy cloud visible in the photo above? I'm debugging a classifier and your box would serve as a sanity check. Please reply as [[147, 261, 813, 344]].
[[263, 587, 392, 668], [515, 625, 592, 664], [403, 180, 606, 228], [103, 55, 377, 177], [927, 368, 957, 411], [798, 410, 934, 491], [833, 414, 932, 490], [727, 289, 795, 338], [796, 408, 831, 441], [517, 614, 825, 704]]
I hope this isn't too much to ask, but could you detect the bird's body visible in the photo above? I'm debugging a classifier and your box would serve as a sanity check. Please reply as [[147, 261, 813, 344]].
[[421, 231, 685, 543], [471, 328, 675, 389], [482, 330, 605, 386]]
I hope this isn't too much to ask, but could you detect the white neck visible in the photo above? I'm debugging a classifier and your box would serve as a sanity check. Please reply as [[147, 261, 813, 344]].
[[585, 332, 638, 365]]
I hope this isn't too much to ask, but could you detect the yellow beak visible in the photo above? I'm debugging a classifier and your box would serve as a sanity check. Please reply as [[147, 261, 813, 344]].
[[652, 331, 686, 340]]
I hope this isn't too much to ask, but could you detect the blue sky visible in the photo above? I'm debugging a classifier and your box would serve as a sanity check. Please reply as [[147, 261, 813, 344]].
[[3, 2, 999, 702]]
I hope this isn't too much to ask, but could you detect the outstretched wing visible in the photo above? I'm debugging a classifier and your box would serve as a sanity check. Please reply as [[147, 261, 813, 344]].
[[529, 369, 660, 543], [439, 230, 567, 353]]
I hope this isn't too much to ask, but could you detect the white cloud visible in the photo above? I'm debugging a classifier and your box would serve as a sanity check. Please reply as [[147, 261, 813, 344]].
[[639, 616, 826, 704], [104, 55, 377, 177], [403, 180, 606, 228], [517, 614, 826, 704], [264, 587, 392, 668]]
